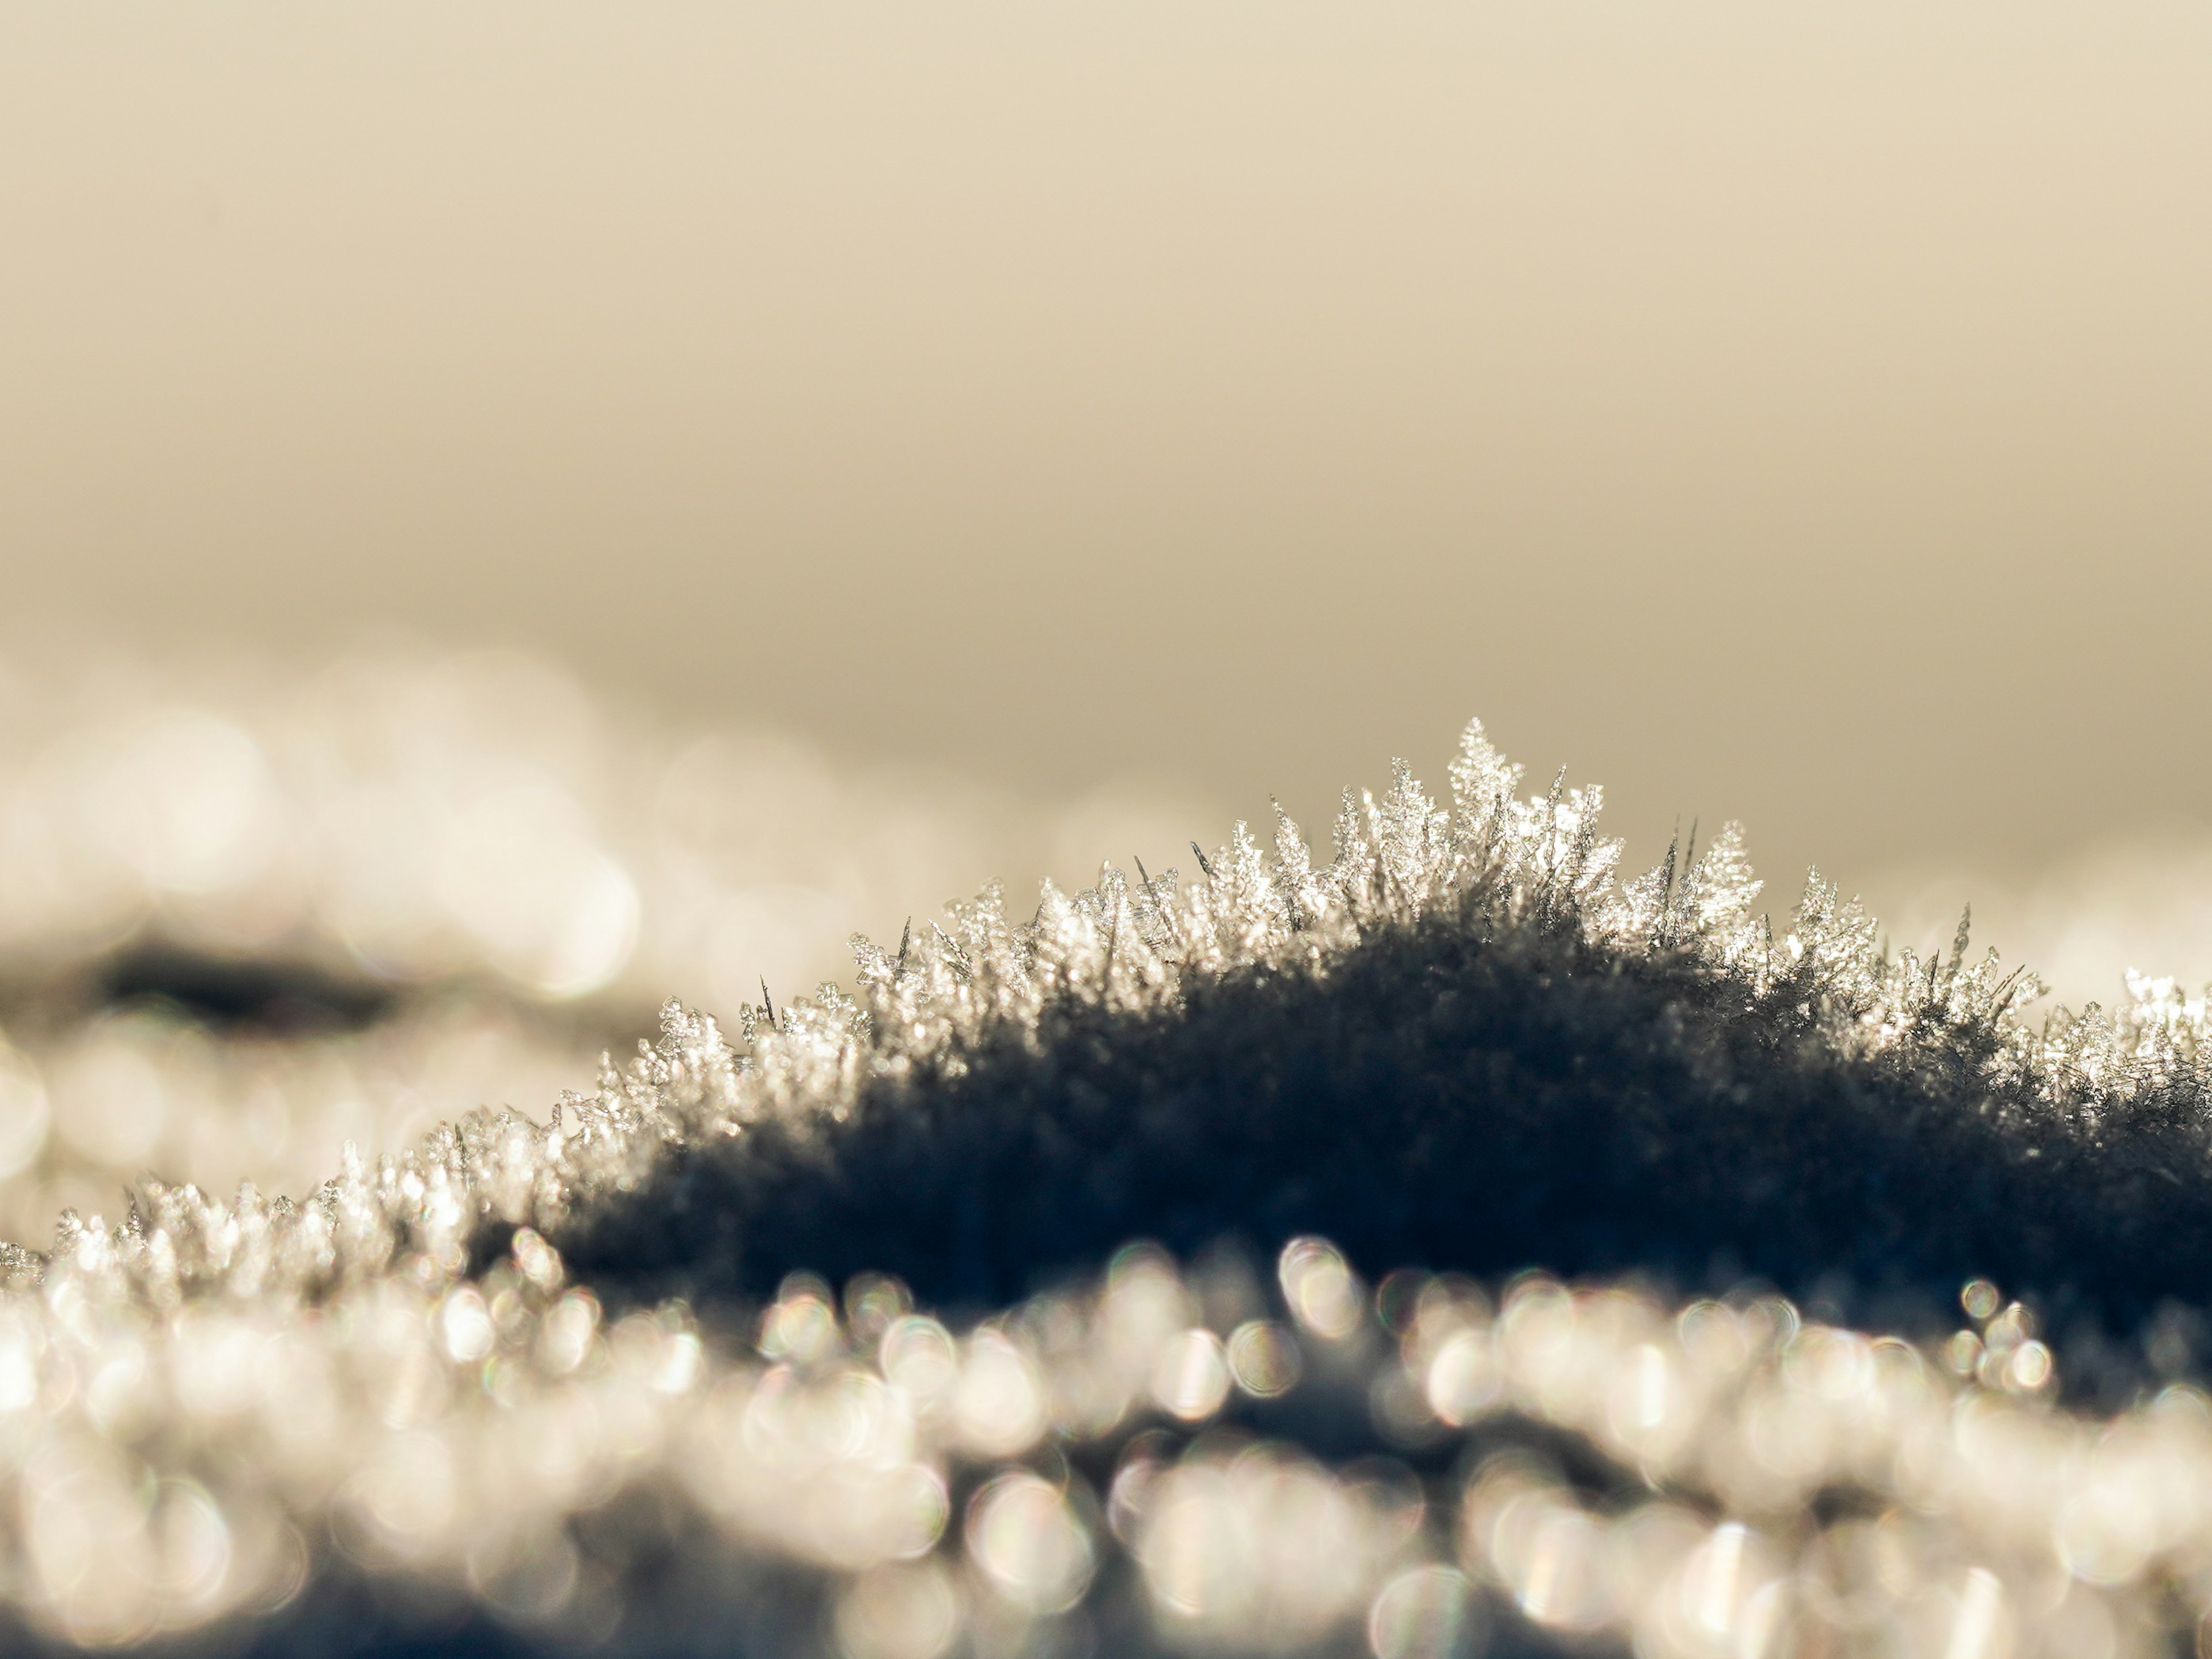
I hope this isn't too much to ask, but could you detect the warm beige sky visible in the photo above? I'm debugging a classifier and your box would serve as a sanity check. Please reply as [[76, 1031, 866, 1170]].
[[5, 4, 2210, 1002]]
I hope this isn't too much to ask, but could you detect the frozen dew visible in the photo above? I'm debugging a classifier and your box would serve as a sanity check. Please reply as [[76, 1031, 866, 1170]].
[[759, 1273, 842, 1365], [607, 1305, 700, 1395], [1605, 1343, 1679, 1440], [1676, 1300, 1754, 1378], [535, 1289, 601, 1376], [953, 1330, 1047, 1460], [880, 1315, 960, 1407], [440, 1286, 497, 1364], [824, 1371, 911, 1466], [1945, 1566, 2009, 1659], [8, 1215, 2212, 1652], [1105, 1434, 1174, 1547], [510, 1228, 563, 1291], [1426, 1331, 1502, 1427], [651, 1326, 704, 1395], [835, 1560, 963, 1659], [1368, 1565, 1483, 1659], [1463, 1463, 1612, 1635], [1137, 1445, 1377, 1645], [964, 1471, 1094, 1616], [1281, 1236, 1365, 1341], [1375, 1268, 1429, 1336], [1149, 1328, 1232, 1423], [845, 1274, 913, 1346], [722, 1364, 952, 1573], [147, 1478, 234, 1612], [1783, 1325, 1875, 1404], [1137, 1463, 1258, 1623], [1228, 1319, 1304, 1399], [861, 1462, 952, 1563], [1658, 1522, 1787, 1658], [2054, 1472, 2164, 1589], [2008, 1340, 2054, 1392], [1104, 1244, 1202, 1373], [1506, 1506, 1610, 1633]]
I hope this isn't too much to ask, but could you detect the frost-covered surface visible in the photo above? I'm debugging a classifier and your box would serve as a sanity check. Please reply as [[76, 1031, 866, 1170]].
[[0, 645, 1196, 1246], [5, 717, 2212, 1654]]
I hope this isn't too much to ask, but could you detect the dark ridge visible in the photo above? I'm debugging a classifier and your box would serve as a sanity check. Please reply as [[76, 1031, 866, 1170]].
[[96, 946, 399, 1034], [556, 896, 2212, 1386]]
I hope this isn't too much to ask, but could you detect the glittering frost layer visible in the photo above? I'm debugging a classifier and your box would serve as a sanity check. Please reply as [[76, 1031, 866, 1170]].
[[6, 1224, 2207, 1658], [5, 718, 2212, 1652]]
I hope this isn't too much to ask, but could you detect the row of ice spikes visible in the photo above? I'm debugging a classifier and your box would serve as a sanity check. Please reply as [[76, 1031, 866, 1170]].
[[12, 718, 2206, 1312]]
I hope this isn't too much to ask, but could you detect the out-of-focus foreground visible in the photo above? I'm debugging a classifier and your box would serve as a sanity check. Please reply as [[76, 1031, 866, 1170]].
[[0, 645, 1199, 1250]]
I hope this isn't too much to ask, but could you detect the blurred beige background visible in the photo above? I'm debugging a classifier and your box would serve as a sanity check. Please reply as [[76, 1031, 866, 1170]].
[[5, 3, 2211, 1009]]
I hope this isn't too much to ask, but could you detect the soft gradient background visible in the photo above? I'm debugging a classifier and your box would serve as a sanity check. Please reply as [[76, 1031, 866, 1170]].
[[5, 3, 2210, 1007]]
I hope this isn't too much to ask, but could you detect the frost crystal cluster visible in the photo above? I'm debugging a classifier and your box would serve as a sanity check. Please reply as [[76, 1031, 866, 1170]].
[[3, 706, 2212, 1656], [0, 646, 1182, 1249]]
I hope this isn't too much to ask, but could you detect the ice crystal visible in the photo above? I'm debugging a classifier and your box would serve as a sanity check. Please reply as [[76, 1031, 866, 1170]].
[[3, 710, 2212, 1652]]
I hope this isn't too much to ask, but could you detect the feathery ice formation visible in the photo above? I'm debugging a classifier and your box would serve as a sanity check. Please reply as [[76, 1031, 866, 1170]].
[[4, 718, 2212, 1656]]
